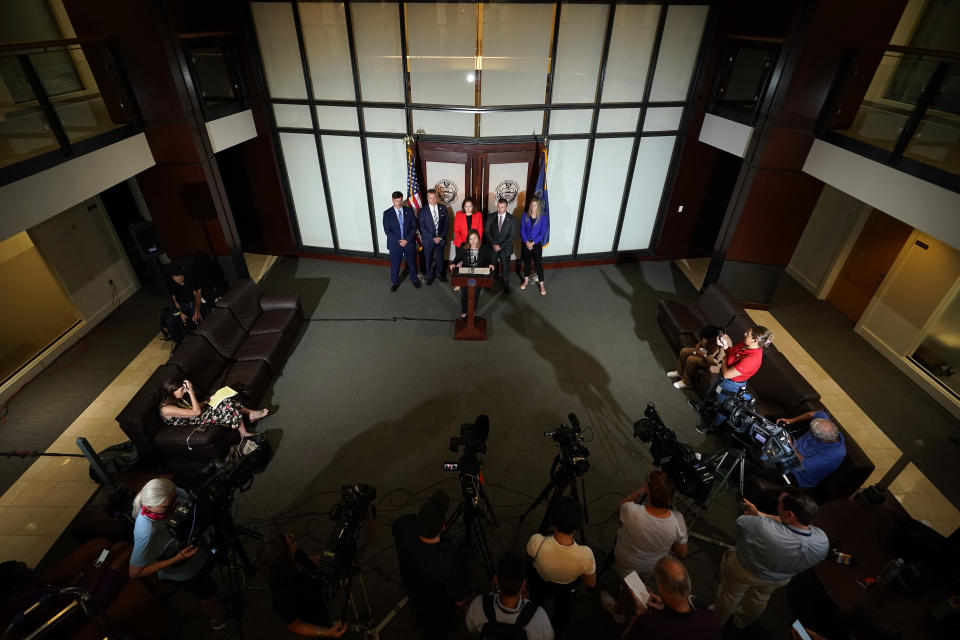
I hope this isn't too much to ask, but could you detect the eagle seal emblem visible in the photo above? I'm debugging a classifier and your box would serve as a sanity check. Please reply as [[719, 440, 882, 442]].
[[495, 179, 520, 204]]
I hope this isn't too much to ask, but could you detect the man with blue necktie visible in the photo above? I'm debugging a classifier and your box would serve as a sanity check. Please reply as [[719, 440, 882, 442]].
[[383, 191, 421, 292], [418, 188, 449, 286]]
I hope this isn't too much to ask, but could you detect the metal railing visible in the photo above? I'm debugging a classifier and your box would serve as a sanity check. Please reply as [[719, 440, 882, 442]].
[[0, 38, 141, 185], [818, 44, 960, 192], [708, 36, 782, 126]]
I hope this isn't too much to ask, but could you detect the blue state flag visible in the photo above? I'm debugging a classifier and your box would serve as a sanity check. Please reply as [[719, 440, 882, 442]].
[[534, 147, 550, 247]]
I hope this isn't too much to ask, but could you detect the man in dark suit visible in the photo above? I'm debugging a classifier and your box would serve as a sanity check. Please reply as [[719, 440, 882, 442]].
[[484, 197, 516, 292], [418, 188, 449, 286], [382, 190, 421, 292]]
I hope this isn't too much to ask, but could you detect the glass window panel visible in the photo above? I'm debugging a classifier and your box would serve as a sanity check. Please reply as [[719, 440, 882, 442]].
[[649, 5, 709, 102], [406, 3, 477, 105], [578, 137, 633, 253], [321, 135, 373, 252], [279, 132, 333, 248], [0, 232, 80, 384], [480, 3, 553, 105], [548, 109, 594, 135], [552, 4, 608, 104], [618, 136, 676, 250], [273, 104, 312, 129], [366, 137, 409, 255], [364, 108, 407, 133], [596, 108, 640, 133], [298, 2, 355, 101], [352, 2, 404, 102], [601, 4, 660, 103], [643, 107, 683, 131], [315, 105, 359, 131], [481, 111, 543, 137], [543, 139, 589, 256], [413, 109, 475, 137], [250, 2, 307, 99]]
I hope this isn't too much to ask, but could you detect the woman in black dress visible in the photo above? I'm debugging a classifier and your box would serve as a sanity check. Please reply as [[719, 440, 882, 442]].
[[449, 229, 495, 318]]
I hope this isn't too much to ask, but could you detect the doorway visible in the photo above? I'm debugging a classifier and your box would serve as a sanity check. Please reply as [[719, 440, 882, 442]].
[[827, 208, 913, 323]]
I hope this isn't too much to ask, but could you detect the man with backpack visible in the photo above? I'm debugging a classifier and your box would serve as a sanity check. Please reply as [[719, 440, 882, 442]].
[[465, 552, 553, 640]]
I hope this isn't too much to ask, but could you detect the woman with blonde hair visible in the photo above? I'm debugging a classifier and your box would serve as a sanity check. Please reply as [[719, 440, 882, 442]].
[[520, 196, 549, 296], [129, 478, 227, 629]]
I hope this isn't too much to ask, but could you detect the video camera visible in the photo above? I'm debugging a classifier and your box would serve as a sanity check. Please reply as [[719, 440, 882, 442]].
[[633, 403, 714, 505], [544, 413, 590, 477], [444, 416, 490, 506], [719, 391, 799, 471], [321, 484, 377, 579]]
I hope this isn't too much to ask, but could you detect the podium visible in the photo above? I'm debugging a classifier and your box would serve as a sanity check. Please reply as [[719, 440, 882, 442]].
[[451, 268, 493, 340]]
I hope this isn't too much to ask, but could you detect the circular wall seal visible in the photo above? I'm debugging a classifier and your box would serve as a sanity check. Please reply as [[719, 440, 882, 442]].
[[495, 179, 520, 204], [434, 179, 458, 204]]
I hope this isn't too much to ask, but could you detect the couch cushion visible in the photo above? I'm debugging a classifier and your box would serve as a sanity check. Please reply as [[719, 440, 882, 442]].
[[250, 308, 299, 336], [115, 363, 185, 466], [216, 278, 261, 331], [697, 283, 750, 330], [168, 335, 228, 393], [221, 359, 272, 404], [152, 423, 240, 462], [657, 300, 705, 353], [233, 330, 296, 376], [748, 351, 820, 417], [193, 308, 247, 358]]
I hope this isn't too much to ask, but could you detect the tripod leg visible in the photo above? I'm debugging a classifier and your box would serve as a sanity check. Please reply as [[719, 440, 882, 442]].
[[537, 485, 566, 534], [738, 451, 746, 496], [520, 477, 559, 523], [478, 483, 498, 527]]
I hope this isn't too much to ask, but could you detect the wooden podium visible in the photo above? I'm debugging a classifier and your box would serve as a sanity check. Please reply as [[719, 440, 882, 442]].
[[451, 268, 493, 340]]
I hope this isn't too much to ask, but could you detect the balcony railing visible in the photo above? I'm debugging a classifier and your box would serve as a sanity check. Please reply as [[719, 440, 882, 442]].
[[708, 36, 782, 126], [0, 38, 142, 186], [818, 45, 960, 193]]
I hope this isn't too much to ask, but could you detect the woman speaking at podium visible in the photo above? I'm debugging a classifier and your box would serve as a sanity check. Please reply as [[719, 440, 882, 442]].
[[450, 229, 494, 318]]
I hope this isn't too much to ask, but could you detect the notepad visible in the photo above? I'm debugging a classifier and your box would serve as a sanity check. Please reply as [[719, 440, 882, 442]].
[[624, 571, 651, 606], [459, 267, 491, 275], [208, 386, 238, 409]]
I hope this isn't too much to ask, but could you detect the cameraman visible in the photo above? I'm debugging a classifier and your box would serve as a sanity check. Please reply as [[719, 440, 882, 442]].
[[256, 533, 348, 637], [393, 490, 471, 639], [526, 496, 596, 637], [128, 478, 227, 630], [713, 488, 828, 630]]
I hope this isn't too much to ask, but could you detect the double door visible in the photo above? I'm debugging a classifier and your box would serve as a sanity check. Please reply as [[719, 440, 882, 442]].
[[418, 142, 538, 258]]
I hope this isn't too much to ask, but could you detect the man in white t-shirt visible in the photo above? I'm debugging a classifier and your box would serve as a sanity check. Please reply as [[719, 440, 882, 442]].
[[526, 496, 596, 637], [465, 552, 553, 640]]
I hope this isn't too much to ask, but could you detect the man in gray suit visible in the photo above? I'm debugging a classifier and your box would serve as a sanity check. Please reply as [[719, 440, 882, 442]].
[[484, 198, 516, 292]]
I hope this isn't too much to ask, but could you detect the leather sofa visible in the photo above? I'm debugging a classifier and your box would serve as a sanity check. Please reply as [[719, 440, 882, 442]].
[[657, 283, 875, 500], [116, 279, 303, 467]]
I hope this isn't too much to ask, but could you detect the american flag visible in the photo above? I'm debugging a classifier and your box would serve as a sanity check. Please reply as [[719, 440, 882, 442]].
[[406, 143, 423, 253]]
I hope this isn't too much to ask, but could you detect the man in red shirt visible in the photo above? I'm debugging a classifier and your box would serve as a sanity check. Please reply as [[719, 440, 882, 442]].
[[693, 326, 773, 433]]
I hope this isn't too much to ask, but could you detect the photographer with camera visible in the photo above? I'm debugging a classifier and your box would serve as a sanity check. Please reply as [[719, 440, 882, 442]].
[[393, 490, 472, 639], [256, 533, 348, 638], [128, 478, 228, 630], [465, 551, 554, 640], [526, 496, 596, 638], [667, 325, 729, 390], [713, 488, 828, 630]]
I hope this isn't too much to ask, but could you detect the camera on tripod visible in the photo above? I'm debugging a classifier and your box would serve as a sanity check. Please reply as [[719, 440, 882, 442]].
[[444, 416, 490, 506], [322, 484, 377, 578], [719, 391, 799, 472], [544, 413, 590, 476], [633, 403, 714, 506]]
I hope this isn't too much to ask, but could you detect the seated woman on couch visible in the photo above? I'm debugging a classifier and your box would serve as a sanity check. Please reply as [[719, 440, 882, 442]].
[[160, 377, 267, 439], [667, 325, 729, 390]]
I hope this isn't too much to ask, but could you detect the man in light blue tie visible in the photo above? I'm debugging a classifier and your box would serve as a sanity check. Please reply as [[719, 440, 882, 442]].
[[383, 191, 421, 292]]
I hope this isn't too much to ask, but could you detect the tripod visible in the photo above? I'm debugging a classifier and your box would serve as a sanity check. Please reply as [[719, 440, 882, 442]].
[[520, 455, 588, 541], [447, 471, 498, 577], [704, 447, 747, 495]]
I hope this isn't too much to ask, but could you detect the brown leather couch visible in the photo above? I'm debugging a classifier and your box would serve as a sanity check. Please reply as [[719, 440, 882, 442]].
[[657, 283, 875, 500], [116, 279, 303, 467]]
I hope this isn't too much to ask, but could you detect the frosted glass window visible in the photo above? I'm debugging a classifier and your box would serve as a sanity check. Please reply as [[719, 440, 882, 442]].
[[649, 6, 709, 102], [601, 5, 660, 103], [480, 3, 553, 105], [250, 3, 306, 99], [543, 139, 589, 257], [413, 110, 475, 137], [299, 2, 355, 101], [406, 3, 477, 105], [321, 135, 373, 252], [578, 137, 633, 253], [351, 2, 404, 102], [549, 109, 594, 135], [618, 136, 676, 250], [273, 104, 312, 129], [597, 108, 640, 133], [643, 107, 683, 131], [315, 106, 359, 131], [366, 138, 409, 255], [481, 111, 544, 137], [280, 132, 333, 248], [552, 4, 608, 104], [364, 108, 407, 133]]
